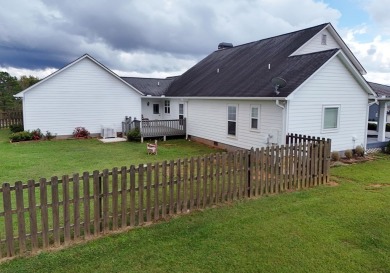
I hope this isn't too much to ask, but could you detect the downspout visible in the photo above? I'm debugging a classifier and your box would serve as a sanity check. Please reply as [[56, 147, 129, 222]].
[[275, 100, 286, 145]]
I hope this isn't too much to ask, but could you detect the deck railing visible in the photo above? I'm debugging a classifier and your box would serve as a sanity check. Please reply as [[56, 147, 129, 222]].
[[122, 117, 186, 141]]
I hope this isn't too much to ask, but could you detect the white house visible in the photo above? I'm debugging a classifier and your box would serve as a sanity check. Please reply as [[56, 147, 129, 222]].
[[15, 55, 144, 137], [15, 23, 383, 152]]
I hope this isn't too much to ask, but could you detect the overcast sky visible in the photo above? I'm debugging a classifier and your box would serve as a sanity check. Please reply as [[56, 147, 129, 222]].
[[1, 0, 390, 84]]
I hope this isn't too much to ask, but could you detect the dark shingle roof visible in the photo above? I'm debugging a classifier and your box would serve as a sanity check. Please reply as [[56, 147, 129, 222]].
[[121, 77, 175, 96], [166, 23, 338, 98], [368, 82, 390, 97]]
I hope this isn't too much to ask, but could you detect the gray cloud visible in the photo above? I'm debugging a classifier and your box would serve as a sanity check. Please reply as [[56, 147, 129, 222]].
[[0, 0, 341, 76]]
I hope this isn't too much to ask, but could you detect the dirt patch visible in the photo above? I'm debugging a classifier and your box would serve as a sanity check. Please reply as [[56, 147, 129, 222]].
[[367, 183, 390, 188], [339, 156, 374, 164], [326, 181, 339, 187]]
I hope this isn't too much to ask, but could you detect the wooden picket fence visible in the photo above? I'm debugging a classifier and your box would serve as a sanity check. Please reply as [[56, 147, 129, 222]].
[[0, 134, 331, 259], [0, 111, 23, 129]]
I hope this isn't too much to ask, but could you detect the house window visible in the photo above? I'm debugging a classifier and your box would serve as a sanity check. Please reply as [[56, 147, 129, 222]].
[[153, 104, 160, 114], [227, 105, 237, 136], [179, 104, 184, 119], [321, 34, 327, 45], [250, 105, 260, 130], [323, 105, 340, 131], [164, 100, 170, 114]]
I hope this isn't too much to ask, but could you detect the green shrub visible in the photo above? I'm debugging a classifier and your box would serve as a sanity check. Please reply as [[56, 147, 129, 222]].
[[355, 145, 365, 157], [45, 131, 56, 140], [331, 151, 340, 161], [344, 149, 353, 159], [127, 128, 141, 142], [9, 124, 24, 133], [386, 141, 390, 154], [10, 131, 33, 142], [73, 127, 90, 138]]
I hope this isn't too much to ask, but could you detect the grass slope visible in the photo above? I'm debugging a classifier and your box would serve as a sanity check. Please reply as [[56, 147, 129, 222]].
[[1, 154, 389, 272]]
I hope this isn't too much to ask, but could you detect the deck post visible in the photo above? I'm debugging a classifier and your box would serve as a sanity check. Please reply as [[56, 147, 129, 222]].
[[378, 101, 388, 142]]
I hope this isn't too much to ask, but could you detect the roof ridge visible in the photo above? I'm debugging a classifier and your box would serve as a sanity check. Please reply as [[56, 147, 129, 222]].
[[212, 22, 329, 52]]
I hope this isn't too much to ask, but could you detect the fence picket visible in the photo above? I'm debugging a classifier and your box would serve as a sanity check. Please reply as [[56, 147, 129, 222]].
[[93, 171, 101, 235], [146, 163, 152, 222], [40, 178, 49, 248], [120, 167, 127, 228], [130, 165, 136, 226], [161, 161, 167, 219], [15, 181, 26, 253], [27, 180, 38, 250], [83, 172, 91, 237], [73, 173, 81, 239], [112, 168, 119, 230], [3, 183, 14, 257], [138, 164, 144, 225], [52, 177, 60, 246], [169, 160, 174, 215], [63, 175, 71, 243], [154, 163, 160, 220]]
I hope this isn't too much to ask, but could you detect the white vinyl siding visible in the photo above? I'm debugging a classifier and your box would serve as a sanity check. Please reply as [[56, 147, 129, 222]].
[[22, 57, 141, 136], [187, 100, 283, 149], [287, 56, 369, 151], [291, 29, 339, 56]]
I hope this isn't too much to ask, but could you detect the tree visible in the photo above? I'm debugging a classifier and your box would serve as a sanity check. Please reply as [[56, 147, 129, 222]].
[[0, 72, 21, 111], [19, 75, 39, 90]]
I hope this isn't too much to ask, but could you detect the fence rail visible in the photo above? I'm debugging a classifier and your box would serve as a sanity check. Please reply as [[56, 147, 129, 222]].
[[0, 111, 23, 129], [0, 134, 330, 259]]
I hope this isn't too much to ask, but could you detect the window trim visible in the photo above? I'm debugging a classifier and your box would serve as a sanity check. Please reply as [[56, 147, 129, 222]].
[[227, 104, 238, 138], [322, 105, 340, 133], [250, 105, 260, 131]]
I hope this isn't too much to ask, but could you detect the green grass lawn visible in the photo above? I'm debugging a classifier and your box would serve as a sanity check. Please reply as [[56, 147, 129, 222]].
[[0, 129, 220, 184], [0, 148, 389, 272]]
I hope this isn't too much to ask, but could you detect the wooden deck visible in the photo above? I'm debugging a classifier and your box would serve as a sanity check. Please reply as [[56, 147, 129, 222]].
[[122, 118, 186, 141]]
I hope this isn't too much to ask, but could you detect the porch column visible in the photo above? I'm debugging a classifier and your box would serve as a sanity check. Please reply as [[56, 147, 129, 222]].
[[377, 101, 388, 142]]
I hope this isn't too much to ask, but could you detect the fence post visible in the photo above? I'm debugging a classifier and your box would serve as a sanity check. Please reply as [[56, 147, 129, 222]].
[[2, 183, 14, 257], [247, 150, 251, 197]]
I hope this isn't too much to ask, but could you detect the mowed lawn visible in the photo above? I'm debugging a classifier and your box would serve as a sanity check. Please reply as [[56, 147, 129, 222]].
[[0, 129, 220, 184], [0, 130, 389, 272]]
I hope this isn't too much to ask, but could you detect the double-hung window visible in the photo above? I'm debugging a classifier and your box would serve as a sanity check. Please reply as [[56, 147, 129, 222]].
[[164, 100, 170, 114], [250, 105, 260, 130], [227, 105, 237, 136], [322, 105, 340, 132]]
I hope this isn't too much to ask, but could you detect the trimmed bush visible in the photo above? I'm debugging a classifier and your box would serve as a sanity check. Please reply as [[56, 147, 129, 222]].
[[9, 124, 24, 133], [73, 127, 90, 139], [127, 128, 141, 142], [355, 145, 365, 157], [344, 149, 353, 159], [331, 151, 340, 161], [386, 141, 390, 154]]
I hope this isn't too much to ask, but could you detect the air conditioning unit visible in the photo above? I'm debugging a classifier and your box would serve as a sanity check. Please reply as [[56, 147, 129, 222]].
[[101, 126, 116, 139]]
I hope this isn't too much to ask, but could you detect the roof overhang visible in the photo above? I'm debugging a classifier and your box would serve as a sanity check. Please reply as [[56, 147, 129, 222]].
[[156, 96, 287, 101]]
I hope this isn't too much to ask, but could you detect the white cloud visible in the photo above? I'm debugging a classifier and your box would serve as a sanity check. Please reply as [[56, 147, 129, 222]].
[[343, 25, 390, 84]]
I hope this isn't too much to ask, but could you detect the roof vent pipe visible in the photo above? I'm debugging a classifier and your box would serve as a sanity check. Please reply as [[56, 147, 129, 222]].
[[157, 81, 160, 86]]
